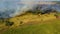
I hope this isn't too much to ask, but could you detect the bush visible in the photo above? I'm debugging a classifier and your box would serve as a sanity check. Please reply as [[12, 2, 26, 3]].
[[5, 21, 14, 26], [20, 21, 23, 24]]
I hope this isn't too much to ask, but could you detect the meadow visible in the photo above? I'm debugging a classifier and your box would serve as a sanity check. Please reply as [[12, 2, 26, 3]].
[[0, 12, 60, 34], [1, 19, 60, 34]]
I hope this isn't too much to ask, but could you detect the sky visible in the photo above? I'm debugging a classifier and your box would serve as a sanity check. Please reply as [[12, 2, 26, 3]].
[[0, 0, 59, 7], [0, 0, 60, 18], [0, 0, 59, 9], [0, 0, 59, 11]]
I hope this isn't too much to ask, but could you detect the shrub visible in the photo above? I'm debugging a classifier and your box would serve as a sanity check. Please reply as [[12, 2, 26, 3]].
[[5, 21, 14, 26], [20, 21, 23, 24]]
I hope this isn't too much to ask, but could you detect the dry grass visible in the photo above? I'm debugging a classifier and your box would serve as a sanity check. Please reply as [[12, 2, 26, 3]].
[[7, 13, 56, 27], [0, 12, 60, 34], [0, 13, 56, 28]]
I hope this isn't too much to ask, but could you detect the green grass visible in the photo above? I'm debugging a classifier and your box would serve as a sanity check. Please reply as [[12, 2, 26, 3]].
[[56, 12, 60, 16], [2, 19, 60, 34]]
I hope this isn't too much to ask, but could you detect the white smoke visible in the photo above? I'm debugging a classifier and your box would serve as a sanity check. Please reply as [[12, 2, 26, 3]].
[[12, 0, 56, 17], [19, 1, 56, 11], [0, 0, 57, 18], [9, 0, 35, 17]]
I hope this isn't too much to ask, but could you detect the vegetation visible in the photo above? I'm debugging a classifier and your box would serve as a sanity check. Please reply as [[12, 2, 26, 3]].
[[0, 8, 60, 34], [2, 19, 60, 34], [5, 21, 14, 26]]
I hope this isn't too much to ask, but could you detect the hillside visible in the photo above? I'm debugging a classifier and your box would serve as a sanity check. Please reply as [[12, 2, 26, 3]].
[[2, 19, 60, 34], [0, 12, 56, 27], [0, 13, 60, 34], [0, 11, 60, 34], [0, 1, 60, 34]]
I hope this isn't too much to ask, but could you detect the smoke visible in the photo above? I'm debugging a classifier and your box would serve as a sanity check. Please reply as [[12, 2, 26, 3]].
[[19, 0, 57, 11], [10, 0, 57, 17], [13, 0, 56, 14], [0, 0, 58, 18]]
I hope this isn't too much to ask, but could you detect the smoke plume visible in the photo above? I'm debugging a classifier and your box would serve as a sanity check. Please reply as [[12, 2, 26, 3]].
[[0, 0, 58, 18]]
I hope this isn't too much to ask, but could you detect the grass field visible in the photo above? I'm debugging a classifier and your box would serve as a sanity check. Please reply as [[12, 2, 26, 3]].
[[0, 13, 60, 34], [0, 19, 60, 34]]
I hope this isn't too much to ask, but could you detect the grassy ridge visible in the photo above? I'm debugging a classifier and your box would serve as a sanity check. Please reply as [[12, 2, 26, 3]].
[[0, 12, 60, 34], [8, 13, 56, 27]]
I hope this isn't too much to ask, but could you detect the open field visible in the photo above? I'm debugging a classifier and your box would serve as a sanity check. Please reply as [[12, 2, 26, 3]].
[[0, 13, 60, 34], [0, 1, 60, 34], [1, 19, 60, 34]]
